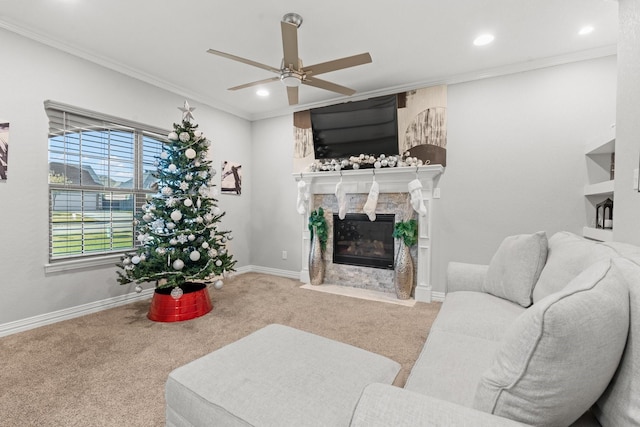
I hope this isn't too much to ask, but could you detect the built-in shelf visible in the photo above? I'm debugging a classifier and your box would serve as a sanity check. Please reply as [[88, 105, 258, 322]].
[[584, 179, 615, 196], [583, 227, 613, 242], [583, 127, 615, 242]]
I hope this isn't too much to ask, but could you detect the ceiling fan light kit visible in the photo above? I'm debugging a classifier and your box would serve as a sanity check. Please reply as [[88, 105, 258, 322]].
[[207, 13, 371, 105]]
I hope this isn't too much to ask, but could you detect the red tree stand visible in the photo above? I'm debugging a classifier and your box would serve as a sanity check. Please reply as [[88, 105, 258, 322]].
[[147, 283, 213, 322]]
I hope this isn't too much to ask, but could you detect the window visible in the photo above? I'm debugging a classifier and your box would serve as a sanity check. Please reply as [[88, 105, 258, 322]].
[[45, 101, 168, 261]]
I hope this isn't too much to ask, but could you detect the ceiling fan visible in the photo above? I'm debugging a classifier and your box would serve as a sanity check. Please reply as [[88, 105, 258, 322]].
[[207, 13, 372, 105]]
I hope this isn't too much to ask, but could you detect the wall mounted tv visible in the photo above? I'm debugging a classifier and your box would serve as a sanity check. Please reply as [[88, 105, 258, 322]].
[[310, 94, 398, 159]]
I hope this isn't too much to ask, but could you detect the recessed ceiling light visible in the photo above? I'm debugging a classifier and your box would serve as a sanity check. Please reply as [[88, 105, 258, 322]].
[[473, 34, 495, 46], [256, 89, 269, 97], [579, 26, 594, 35]]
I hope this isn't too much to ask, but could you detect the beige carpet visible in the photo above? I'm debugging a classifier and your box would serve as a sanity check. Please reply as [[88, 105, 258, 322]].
[[0, 273, 440, 427]]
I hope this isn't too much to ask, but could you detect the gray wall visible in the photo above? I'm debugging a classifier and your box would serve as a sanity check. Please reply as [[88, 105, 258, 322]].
[[612, 0, 640, 244], [249, 56, 618, 293], [0, 28, 252, 325]]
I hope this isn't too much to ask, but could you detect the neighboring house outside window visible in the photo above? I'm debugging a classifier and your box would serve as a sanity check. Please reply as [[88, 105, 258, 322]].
[[45, 101, 167, 261]]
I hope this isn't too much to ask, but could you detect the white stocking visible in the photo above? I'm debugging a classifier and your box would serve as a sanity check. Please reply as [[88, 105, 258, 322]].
[[335, 180, 347, 220], [296, 180, 308, 215], [408, 179, 427, 216], [363, 180, 379, 221]]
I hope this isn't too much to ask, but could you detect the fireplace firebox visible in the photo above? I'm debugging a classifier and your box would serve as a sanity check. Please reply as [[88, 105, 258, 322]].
[[333, 213, 395, 269]]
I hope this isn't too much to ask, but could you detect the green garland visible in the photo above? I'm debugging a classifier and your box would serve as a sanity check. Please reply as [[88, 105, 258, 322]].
[[308, 207, 328, 251], [393, 219, 418, 247]]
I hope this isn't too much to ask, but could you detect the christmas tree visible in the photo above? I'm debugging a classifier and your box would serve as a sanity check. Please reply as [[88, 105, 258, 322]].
[[117, 101, 236, 294]]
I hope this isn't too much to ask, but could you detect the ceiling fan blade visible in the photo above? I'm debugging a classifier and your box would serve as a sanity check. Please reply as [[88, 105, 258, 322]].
[[207, 49, 281, 74], [228, 76, 280, 91], [287, 86, 299, 105], [303, 53, 372, 76], [303, 77, 356, 96], [281, 21, 299, 70]]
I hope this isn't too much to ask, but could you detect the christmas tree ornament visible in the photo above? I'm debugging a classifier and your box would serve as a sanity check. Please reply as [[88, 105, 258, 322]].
[[195, 216, 203, 223], [166, 222, 176, 230], [168, 164, 177, 172], [170, 287, 184, 299], [170, 210, 182, 221], [160, 151, 169, 159], [208, 248, 218, 257], [189, 250, 201, 261], [142, 213, 152, 222], [135, 285, 143, 293], [194, 130, 203, 139], [188, 234, 196, 241], [227, 235, 234, 240], [177, 234, 189, 244], [139, 254, 146, 261], [172, 259, 185, 270], [210, 168, 217, 176], [215, 260, 223, 267], [212, 206, 222, 216], [161, 187, 173, 196], [185, 173, 193, 181], [179, 132, 190, 142], [185, 148, 197, 159], [131, 255, 141, 264], [178, 100, 196, 121], [213, 280, 224, 290], [196, 197, 202, 208], [180, 181, 189, 191], [169, 238, 178, 246], [168, 132, 178, 141], [122, 257, 131, 265], [184, 198, 193, 207], [201, 242, 209, 249]]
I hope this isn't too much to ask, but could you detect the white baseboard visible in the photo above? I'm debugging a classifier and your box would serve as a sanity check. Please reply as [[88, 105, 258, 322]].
[[0, 265, 440, 337], [0, 288, 154, 338]]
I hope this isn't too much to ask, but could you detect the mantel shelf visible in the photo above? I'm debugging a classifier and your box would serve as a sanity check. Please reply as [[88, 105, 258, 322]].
[[293, 165, 444, 195]]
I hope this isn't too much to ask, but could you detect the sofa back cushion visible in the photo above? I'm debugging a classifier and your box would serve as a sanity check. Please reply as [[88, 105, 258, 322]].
[[483, 231, 547, 308], [593, 256, 640, 426], [532, 231, 617, 303], [473, 258, 630, 427]]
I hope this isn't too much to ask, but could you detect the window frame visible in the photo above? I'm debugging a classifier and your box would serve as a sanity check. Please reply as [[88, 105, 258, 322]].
[[45, 100, 169, 266]]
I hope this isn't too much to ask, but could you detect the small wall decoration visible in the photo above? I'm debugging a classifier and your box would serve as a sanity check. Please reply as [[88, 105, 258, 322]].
[[221, 160, 242, 195], [0, 121, 8, 180]]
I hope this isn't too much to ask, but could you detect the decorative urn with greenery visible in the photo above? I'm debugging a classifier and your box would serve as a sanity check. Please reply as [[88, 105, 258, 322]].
[[308, 207, 328, 285], [116, 101, 236, 322], [392, 219, 417, 299]]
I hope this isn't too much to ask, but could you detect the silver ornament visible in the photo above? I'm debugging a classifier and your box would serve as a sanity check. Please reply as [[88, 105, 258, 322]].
[[170, 287, 184, 299]]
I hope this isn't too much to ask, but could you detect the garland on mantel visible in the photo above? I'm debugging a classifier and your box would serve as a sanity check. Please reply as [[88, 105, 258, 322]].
[[309, 151, 429, 173]]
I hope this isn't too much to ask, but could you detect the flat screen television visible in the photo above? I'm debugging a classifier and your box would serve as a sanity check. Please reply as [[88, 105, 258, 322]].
[[310, 94, 398, 159]]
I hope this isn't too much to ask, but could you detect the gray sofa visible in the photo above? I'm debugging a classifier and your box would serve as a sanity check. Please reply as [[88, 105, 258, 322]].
[[166, 231, 639, 426]]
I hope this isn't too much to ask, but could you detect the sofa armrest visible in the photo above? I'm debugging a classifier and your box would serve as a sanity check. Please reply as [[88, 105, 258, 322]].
[[350, 383, 530, 427], [446, 262, 489, 293]]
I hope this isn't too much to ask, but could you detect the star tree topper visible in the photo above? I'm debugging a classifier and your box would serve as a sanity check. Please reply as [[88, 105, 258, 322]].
[[179, 100, 196, 122]]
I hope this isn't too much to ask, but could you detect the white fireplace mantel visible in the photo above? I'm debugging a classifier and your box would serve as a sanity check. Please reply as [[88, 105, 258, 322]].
[[293, 165, 444, 303]]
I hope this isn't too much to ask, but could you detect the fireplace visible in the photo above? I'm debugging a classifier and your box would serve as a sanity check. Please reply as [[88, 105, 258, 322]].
[[333, 213, 395, 270]]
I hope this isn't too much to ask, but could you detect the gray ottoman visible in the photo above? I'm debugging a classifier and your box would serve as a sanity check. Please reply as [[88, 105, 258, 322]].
[[166, 324, 401, 426]]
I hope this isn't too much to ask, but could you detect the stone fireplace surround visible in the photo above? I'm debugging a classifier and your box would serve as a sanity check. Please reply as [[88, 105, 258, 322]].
[[294, 165, 444, 302]]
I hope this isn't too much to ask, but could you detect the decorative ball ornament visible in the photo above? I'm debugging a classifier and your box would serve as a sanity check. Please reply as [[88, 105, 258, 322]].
[[201, 242, 209, 249], [160, 151, 169, 159], [189, 250, 201, 261], [374, 161, 382, 169], [162, 187, 173, 196], [213, 280, 224, 290], [215, 260, 223, 267], [184, 198, 193, 207], [166, 222, 176, 230], [142, 213, 152, 222], [169, 238, 178, 246], [170, 210, 183, 222], [352, 163, 360, 170], [131, 255, 141, 265], [135, 285, 143, 293], [172, 259, 185, 270], [188, 234, 196, 242], [168, 132, 178, 141], [212, 207, 222, 216], [195, 216, 203, 224], [170, 287, 184, 299], [168, 164, 177, 172], [185, 148, 197, 159], [210, 168, 217, 176]]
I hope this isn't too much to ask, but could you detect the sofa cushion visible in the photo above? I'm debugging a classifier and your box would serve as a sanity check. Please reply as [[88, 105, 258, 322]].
[[594, 256, 640, 426], [474, 258, 630, 427], [483, 231, 547, 307], [405, 292, 523, 406], [532, 231, 617, 303]]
